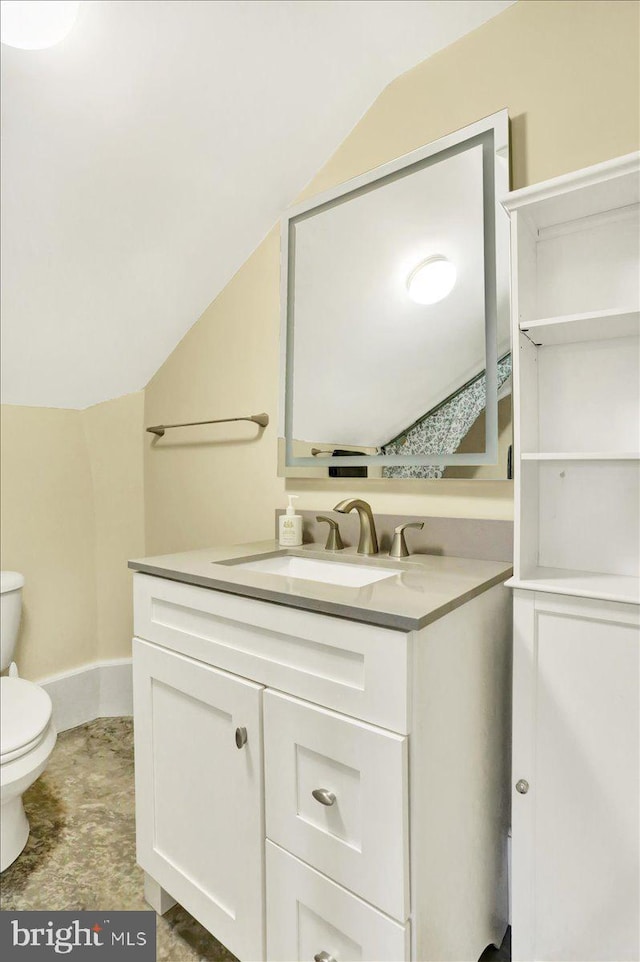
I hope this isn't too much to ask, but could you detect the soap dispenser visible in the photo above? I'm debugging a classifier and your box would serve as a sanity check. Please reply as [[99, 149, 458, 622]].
[[279, 495, 303, 547]]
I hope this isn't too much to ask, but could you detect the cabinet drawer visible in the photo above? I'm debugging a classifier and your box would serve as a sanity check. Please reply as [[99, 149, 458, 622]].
[[134, 573, 409, 732], [266, 841, 409, 962], [264, 690, 409, 921]]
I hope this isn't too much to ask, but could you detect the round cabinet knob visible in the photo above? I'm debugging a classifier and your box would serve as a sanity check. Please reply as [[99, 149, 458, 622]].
[[311, 788, 336, 807], [515, 779, 529, 795], [314, 953, 337, 962], [235, 727, 247, 749]]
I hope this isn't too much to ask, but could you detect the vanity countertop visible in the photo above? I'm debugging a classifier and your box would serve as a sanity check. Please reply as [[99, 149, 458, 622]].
[[129, 541, 512, 632]]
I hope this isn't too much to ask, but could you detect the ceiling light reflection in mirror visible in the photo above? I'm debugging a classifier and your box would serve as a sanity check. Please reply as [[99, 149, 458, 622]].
[[0, 1, 80, 50], [407, 256, 457, 306]]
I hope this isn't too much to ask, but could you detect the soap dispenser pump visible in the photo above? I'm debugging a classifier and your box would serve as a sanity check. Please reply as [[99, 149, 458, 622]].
[[279, 495, 303, 547]]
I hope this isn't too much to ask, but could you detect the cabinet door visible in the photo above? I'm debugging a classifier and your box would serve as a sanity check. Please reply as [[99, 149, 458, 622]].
[[133, 638, 265, 962], [512, 592, 639, 962]]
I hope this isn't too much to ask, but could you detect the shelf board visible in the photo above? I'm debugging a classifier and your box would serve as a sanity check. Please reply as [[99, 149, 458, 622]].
[[506, 567, 640, 605], [519, 307, 639, 345], [521, 452, 640, 461]]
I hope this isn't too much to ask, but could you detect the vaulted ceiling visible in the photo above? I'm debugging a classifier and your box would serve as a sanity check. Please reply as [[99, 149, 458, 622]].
[[1, 0, 514, 408]]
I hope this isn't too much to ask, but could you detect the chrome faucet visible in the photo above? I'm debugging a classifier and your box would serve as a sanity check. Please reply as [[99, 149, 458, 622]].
[[333, 499, 379, 555]]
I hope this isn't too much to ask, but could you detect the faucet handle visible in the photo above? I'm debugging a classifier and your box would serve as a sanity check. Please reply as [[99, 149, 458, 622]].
[[316, 516, 345, 551], [389, 521, 424, 559]]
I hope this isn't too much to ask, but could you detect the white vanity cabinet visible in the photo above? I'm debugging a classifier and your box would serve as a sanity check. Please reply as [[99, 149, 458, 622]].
[[132, 567, 511, 962]]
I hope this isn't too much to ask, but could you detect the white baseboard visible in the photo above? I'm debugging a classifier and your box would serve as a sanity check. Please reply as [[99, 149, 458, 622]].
[[38, 658, 133, 732]]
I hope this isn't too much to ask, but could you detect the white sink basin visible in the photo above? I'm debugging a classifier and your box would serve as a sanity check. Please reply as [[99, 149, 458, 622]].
[[232, 555, 402, 588]]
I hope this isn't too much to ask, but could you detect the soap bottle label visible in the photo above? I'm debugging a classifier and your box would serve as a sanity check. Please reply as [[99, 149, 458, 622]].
[[279, 515, 302, 546]]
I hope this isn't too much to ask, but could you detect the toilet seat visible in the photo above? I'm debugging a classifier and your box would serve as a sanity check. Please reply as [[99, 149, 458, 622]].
[[0, 677, 53, 764]]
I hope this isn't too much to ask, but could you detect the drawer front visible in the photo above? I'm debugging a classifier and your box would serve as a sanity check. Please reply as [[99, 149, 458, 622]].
[[266, 841, 409, 962], [134, 572, 409, 732], [264, 690, 409, 921]]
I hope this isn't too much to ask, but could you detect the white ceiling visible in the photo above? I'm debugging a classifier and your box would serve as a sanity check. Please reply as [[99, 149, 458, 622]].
[[1, 0, 514, 409]]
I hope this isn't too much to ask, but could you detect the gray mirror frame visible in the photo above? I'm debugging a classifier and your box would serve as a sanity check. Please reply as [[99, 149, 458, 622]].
[[278, 109, 510, 474]]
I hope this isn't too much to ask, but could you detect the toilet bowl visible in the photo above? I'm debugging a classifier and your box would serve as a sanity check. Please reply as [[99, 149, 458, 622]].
[[0, 572, 57, 872]]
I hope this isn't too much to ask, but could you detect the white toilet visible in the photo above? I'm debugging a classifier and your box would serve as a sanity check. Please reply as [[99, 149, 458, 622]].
[[0, 571, 57, 872]]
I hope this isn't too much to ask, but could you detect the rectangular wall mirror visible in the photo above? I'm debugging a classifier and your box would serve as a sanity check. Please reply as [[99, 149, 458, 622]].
[[279, 110, 511, 480]]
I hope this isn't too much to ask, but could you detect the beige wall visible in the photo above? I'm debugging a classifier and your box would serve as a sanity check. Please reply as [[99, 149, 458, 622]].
[[82, 393, 146, 662], [1, 405, 97, 680], [144, 233, 282, 554], [0, 392, 145, 681], [144, 0, 640, 555]]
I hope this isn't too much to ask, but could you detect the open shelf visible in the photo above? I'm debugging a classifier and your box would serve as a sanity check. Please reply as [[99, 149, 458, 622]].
[[518, 459, 639, 594], [520, 307, 639, 345], [521, 452, 640, 461], [507, 567, 640, 606], [517, 328, 639, 455]]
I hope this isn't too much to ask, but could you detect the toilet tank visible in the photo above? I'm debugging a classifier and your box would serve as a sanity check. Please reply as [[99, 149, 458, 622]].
[[0, 572, 25, 670]]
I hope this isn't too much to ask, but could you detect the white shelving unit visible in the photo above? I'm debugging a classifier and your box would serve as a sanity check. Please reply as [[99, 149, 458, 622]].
[[506, 152, 640, 604], [504, 153, 640, 962]]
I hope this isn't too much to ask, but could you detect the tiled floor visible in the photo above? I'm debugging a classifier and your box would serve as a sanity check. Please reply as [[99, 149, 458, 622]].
[[0, 718, 236, 961], [0, 718, 510, 961]]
